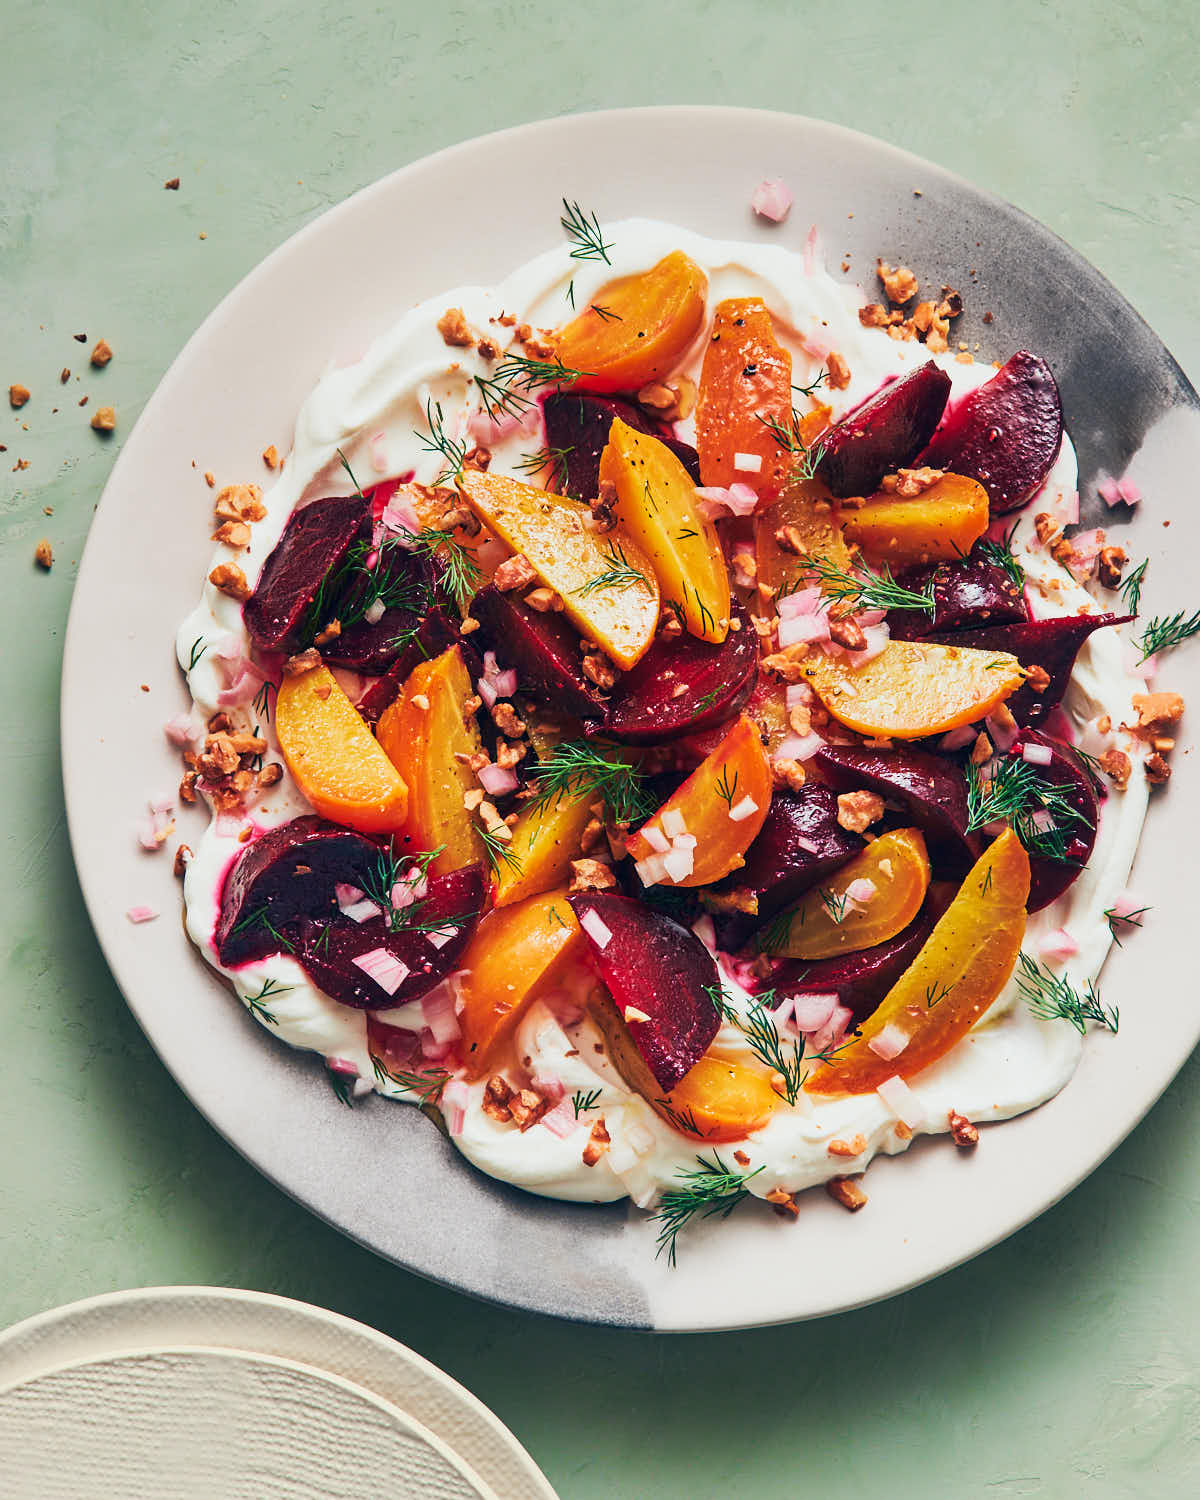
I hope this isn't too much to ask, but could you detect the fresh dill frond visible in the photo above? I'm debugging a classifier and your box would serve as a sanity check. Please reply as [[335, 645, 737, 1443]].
[[757, 408, 825, 479], [572, 1088, 602, 1117], [524, 740, 653, 826], [187, 637, 209, 672], [925, 980, 954, 1010], [1105, 903, 1150, 946], [402, 526, 481, 613], [515, 444, 574, 491], [977, 524, 1025, 590], [477, 823, 523, 876], [473, 371, 533, 424], [654, 1100, 706, 1137], [244, 977, 290, 1025], [565, 278, 576, 309], [560, 199, 613, 264], [590, 303, 622, 322], [818, 887, 850, 924], [651, 1153, 764, 1267], [1014, 952, 1117, 1034], [252, 680, 275, 722], [736, 1000, 808, 1104], [964, 757, 1092, 863], [1138, 608, 1200, 661], [336, 446, 365, 497], [1119, 558, 1147, 615], [756, 906, 797, 956], [793, 368, 828, 400], [573, 540, 650, 598], [415, 398, 469, 486], [370, 1052, 449, 1106], [713, 765, 739, 809], [358, 844, 449, 934], [327, 1069, 356, 1108], [802, 555, 938, 617], [493, 351, 590, 398]]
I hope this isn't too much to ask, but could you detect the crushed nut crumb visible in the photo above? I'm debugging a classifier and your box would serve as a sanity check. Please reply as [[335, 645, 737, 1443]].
[[34, 538, 53, 570], [948, 1111, 979, 1149], [9, 384, 30, 408], [436, 307, 475, 347], [582, 1118, 611, 1166], [90, 339, 113, 368], [827, 1176, 868, 1212], [837, 789, 884, 833], [825, 351, 851, 390], [90, 405, 116, 431], [493, 552, 539, 592]]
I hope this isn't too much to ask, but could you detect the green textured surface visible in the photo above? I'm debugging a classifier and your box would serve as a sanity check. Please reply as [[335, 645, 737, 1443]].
[[3, 1, 1199, 1494]]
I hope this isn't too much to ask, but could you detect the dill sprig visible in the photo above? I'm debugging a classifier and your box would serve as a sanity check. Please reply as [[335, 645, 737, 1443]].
[[478, 823, 524, 876], [328, 1069, 356, 1108], [590, 303, 622, 322], [415, 398, 469, 486], [1014, 952, 1117, 1035], [515, 444, 574, 491], [244, 977, 290, 1025], [231, 907, 297, 954], [370, 1052, 449, 1106], [300, 534, 430, 644], [358, 844, 451, 935], [977, 525, 1025, 590], [651, 1153, 764, 1267], [402, 526, 481, 613], [793, 369, 828, 400], [925, 980, 954, 1009], [713, 766, 739, 810], [705, 984, 807, 1105], [574, 540, 650, 597], [560, 199, 613, 264], [572, 1088, 602, 1117], [757, 409, 825, 479], [187, 637, 209, 672], [494, 351, 590, 398], [1119, 558, 1147, 614], [755, 906, 797, 956], [819, 887, 851, 924], [1138, 608, 1200, 662], [1105, 903, 1150, 946], [524, 740, 653, 825], [654, 1100, 706, 1137], [964, 757, 1092, 863], [802, 555, 938, 617], [252, 680, 275, 722]]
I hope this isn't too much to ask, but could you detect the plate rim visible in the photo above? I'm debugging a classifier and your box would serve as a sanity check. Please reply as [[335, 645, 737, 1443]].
[[60, 105, 1200, 1331]]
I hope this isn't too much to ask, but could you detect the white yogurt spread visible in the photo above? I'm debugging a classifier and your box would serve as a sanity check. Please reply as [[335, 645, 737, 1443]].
[[177, 220, 1149, 1211]]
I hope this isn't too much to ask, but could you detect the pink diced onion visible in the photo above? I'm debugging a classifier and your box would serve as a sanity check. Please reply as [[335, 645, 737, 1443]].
[[634, 854, 667, 887], [425, 926, 458, 950], [478, 762, 518, 797], [352, 947, 410, 996], [164, 711, 203, 749], [845, 877, 877, 904], [694, 483, 759, 518], [1109, 889, 1148, 922], [750, 178, 793, 223], [1021, 741, 1054, 767], [727, 795, 759, 823], [420, 1033, 454, 1061], [422, 986, 462, 1043], [778, 612, 830, 648], [940, 725, 978, 751], [476, 677, 498, 708], [790, 991, 839, 1032], [777, 587, 823, 620], [802, 223, 819, 276], [663, 847, 695, 882], [539, 1097, 578, 1138], [441, 1078, 470, 1136], [126, 905, 158, 924], [691, 914, 717, 953], [661, 807, 687, 839], [641, 825, 670, 854], [364, 597, 387, 625], [986, 713, 1019, 752], [733, 452, 763, 473], [1028, 809, 1055, 835], [327, 1056, 358, 1077], [1038, 927, 1080, 961], [876, 1073, 925, 1128], [579, 909, 613, 949], [794, 835, 820, 854], [1117, 478, 1141, 504], [867, 1023, 909, 1061]]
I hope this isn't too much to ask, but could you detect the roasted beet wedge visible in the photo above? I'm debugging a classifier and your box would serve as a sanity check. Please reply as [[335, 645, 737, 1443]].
[[354, 608, 464, 726], [816, 362, 951, 499], [927, 613, 1131, 726], [918, 351, 1063, 514], [569, 892, 720, 1093], [767, 902, 941, 1024], [243, 494, 371, 654], [712, 786, 863, 951], [216, 815, 381, 966], [470, 583, 608, 722], [605, 600, 758, 743], [542, 391, 699, 500], [297, 865, 486, 1009], [813, 744, 978, 869], [887, 552, 1029, 640], [318, 606, 423, 674], [1008, 731, 1098, 912]]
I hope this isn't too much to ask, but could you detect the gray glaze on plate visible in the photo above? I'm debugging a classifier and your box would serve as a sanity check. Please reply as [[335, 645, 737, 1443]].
[[62, 107, 1200, 1330]]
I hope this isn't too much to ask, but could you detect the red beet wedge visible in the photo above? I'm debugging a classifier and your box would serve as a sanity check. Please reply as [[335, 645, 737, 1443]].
[[918, 351, 1063, 514], [813, 744, 978, 869], [216, 816, 383, 966], [542, 391, 700, 500], [604, 599, 758, 742], [815, 362, 951, 498], [1007, 730, 1098, 912], [243, 494, 371, 654], [354, 608, 463, 726], [886, 551, 1029, 640], [470, 584, 609, 722], [296, 865, 486, 1009], [927, 614, 1131, 726], [569, 892, 720, 1093]]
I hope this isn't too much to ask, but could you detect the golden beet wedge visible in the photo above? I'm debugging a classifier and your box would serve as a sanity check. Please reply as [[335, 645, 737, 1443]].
[[839, 472, 990, 568]]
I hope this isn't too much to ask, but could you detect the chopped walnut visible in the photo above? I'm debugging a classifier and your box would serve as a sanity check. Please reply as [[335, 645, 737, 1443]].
[[90, 338, 113, 368], [1095, 546, 1127, 589], [34, 538, 53, 570], [1025, 664, 1051, 694], [482, 1075, 513, 1123], [208, 562, 250, 601], [788, 703, 812, 738], [1145, 752, 1171, 785], [283, 648, 323, 677], [508, 1088, 549, 1130], [569, 858, 617, 893], [948, 1110, 979, 1149], [771, 756, 807, 792], [463, 443, 492, 473], [636, 375, 696, 423], [837, 790, 884, 833], [1099, 748, 1131, 789], [463, 787, 485, 812], [214, 483, 266, 522], [495, 739, 526, 770], [767, 1187, 800, 1219], [436, 306, 475, 347], [700, 886, 759, 916], [990, 700, 1017, 734], [858, 303, 902, 329], [261, 443, 280, 470], [825, 352, 851, 390], [211, 519, 251, 549], [970, 731, 993, 766], [582, 1118, 611, 1166], [733, 1150, 751, 1167], [762, 646, 806, 683], [9, 384, 30, 408], [90, 405, 117, 431], [257, 762, 283, 788], [579, 815, 606, 854], [587, 479, 619, 535], [493, 552, 538, 592], [877, 259, 918, 305], [879, 466, 944, 498], [827, 1176, 868, 1212], [523, 586, 560, 612], [828, 615, 867, 650], [773, 523, 809, 556], [1033, 512, 1062, 547], [658, 609, 683, 639], [828, 1134, 867, 1158], [582, 652, 616, 690], [491, 700, 526, 738], [409, 691, 430, 711], [1129, 692, 1184, 736], [173, 843, 193, 878]]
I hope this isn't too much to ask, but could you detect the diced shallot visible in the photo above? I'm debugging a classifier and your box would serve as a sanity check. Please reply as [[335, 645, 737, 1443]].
[[662, 846, 695, 882], [1022, 741, 1054, 767], [790, 991, 839, 1032], [579, 909, 613, 950], [940, 725, 978, 751], [661, 807, 688, 839], [778, 612, 831, 648], [845, 877, 877, 904], [876, 1073, 925, 1128], [867, 1023, 909, 1061], [364, 597, 387, 625], [695, 483, 759, 518], [126, 905, 159, 924], [691, 914, 717, 953], [422, 985, 462, 1043], [539, 1097, 578, 1138], [164, 710, 204, 749], [1038, 927, 1080, 961], [441, 1077, 470, 1136], [1109, 889, 1148, 923], [751, 178, 793, 223], [478, 762, 519, 797], [327, 1056, 358, 1077], [641, 825, 671, 854], [634, 854, 668, 888], [733, 451, 763, 472], [727, 795, 759, 823], [352, 947, 410, 996]]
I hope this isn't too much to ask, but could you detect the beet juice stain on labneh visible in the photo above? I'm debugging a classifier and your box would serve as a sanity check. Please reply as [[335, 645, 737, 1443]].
[[163, 198, 1182, 1262]]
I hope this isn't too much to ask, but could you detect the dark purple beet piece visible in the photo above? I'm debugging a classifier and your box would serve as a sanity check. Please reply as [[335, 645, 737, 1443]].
[[216, 815, 382, 966], [568, 892, 720, 1092], [319, 606, 423, 674], [918, 351, 1064, 514], [712, 786, 863, 951], [542, 391, 699, 500], [887, 552, 1029, 640], [297, 865, 485, 1009], [815, 362, 951, 498], [813, 744, 977, 868], [927, 614, 1131, 726], [1007, 731, 1098, 912], [243, 494, 371, 653], [768, 904, 940, 1024], [355, 608, 463, 726], [605, 600, 758, 743], [470, 583, 608, 722]]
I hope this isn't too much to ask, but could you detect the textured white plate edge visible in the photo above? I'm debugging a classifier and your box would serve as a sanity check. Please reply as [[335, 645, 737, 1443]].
[[0, 1342, 500, 1500], [0, 1287, 557, 1500]]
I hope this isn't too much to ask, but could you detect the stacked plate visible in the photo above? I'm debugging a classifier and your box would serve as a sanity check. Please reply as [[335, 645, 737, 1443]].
[[0, 1288, 557, 1499]]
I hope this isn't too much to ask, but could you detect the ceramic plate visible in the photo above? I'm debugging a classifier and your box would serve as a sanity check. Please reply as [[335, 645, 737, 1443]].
[[61, 107, 1200, 1330], [0, 1287, 556, 1500]]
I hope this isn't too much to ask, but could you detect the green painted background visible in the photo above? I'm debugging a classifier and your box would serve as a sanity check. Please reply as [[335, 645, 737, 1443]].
[[3, 1, 1198, 1493]]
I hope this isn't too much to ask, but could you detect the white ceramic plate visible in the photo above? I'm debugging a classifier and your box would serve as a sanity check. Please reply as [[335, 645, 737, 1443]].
[[61, 107, 1200, 1329], [0, 1287, 556, 1500]]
